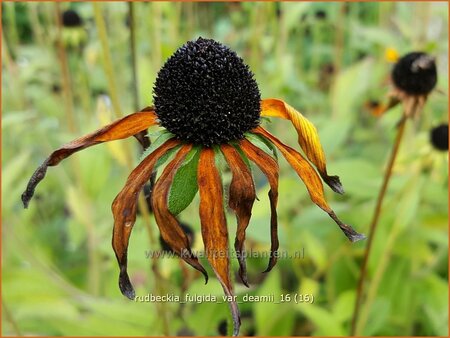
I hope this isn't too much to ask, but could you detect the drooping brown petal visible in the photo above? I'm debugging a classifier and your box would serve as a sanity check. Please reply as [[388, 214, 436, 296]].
[[253, 127, 365, 243], [240, 139, 280, 272], [111, 138, 179, 299], [198, 148, 240, 336], [151, 145, 208, 283], [221, 144, 256, 287], [255, 126, 330, 212], [22, 107, 159, 208], [260, 98, 344, 194]]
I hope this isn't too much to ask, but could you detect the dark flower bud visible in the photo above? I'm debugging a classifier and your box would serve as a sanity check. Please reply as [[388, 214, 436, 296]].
[[315, 10, 327, 20], [392, 52, 437, 95], [430, 124, 448, 151], [153, 37, 261, 146], [62, 9, 83, 28]]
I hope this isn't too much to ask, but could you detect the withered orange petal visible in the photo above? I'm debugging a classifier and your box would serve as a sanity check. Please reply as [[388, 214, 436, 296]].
[[221, 144, 256, 287], [260, 99, 344, 194], [22, 107, 159, 208], [152, 145, 208, 283], [254, 126, 331, 213], [252, 128, 366, 243], [111, 138, 179, 299], [198, 148, 240, 336], [240, 139, 280, 272]]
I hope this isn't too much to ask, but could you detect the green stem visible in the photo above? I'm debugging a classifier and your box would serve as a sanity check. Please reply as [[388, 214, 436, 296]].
[[93, 3, 122, 119], [151, 3, 162, 75], [351, 98, 422, 335], [4, 2, 20, 59], [55, 2, 77, 133], [350, 118, 407, 335], [128, 2, 139, 111], [28, 3, 45, 46]]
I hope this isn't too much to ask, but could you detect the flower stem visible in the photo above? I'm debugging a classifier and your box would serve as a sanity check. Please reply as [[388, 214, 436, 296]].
[[128, 2, 139, 112], [350, 116, 407, 335], [55, 2, 77, 133], [93, 3, 122, 119]]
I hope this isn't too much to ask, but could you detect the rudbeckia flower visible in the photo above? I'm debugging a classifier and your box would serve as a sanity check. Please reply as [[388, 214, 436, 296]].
[[379, 51, 437, 121], [22, 37, 364, 336]]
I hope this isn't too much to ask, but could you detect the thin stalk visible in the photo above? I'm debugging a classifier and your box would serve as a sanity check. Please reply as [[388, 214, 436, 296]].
[[55, 2, 77, 133], [351, 99, 421, 335], [128, 3, 157, 193], [151, 3, 162, 74], [4, 2, 20, 59], [333, 3, 346, 76], [28, 3, 45, 46], [93, 3, 122, 119], [186, 2, 195, 40], [128, 2, 139, 112], [350, 118, 406, 335], [72, 54, 93, 117]]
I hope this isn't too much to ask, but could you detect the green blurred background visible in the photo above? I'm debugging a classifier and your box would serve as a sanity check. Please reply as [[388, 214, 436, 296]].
[[2, 1, 448, 336]]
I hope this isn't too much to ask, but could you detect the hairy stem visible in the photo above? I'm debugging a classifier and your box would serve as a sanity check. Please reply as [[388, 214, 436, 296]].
[[351, 98, 421, 335], [350, 118, 406, 335]]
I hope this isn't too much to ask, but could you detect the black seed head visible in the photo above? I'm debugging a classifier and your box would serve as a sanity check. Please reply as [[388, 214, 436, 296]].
[[153, 38, 261, 146], [430, 124, 448, 151], [62, 10, 83, 27], [315, 10, 327, 20], [392, 52, 437, 95]]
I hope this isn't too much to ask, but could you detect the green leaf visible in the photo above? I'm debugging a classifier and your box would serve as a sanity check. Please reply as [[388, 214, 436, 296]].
[[139, 130, 175, 162], [213, 145, 228, 171], [154, 146, 180, 171], [168, 146, 201, 215], [245, 132, 278, 159], [230, 142, 252, 170]]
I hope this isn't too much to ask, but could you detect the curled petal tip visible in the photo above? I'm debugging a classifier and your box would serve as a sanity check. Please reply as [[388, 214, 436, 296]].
[[323, 175, 345, 194], [203, 271, 209, 285], [21, 194, 29, 209], [22, 163, 49, 209], [341, 224, 366, 243], [328, 211, 365, 243], [348, 232, 367, 243], [239, 270, 250, 288], [262, 262, 275, 274], [119, 272, 135, 300]]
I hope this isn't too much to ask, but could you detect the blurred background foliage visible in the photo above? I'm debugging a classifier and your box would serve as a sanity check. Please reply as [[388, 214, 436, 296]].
[[2, 1, 448, 336]]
